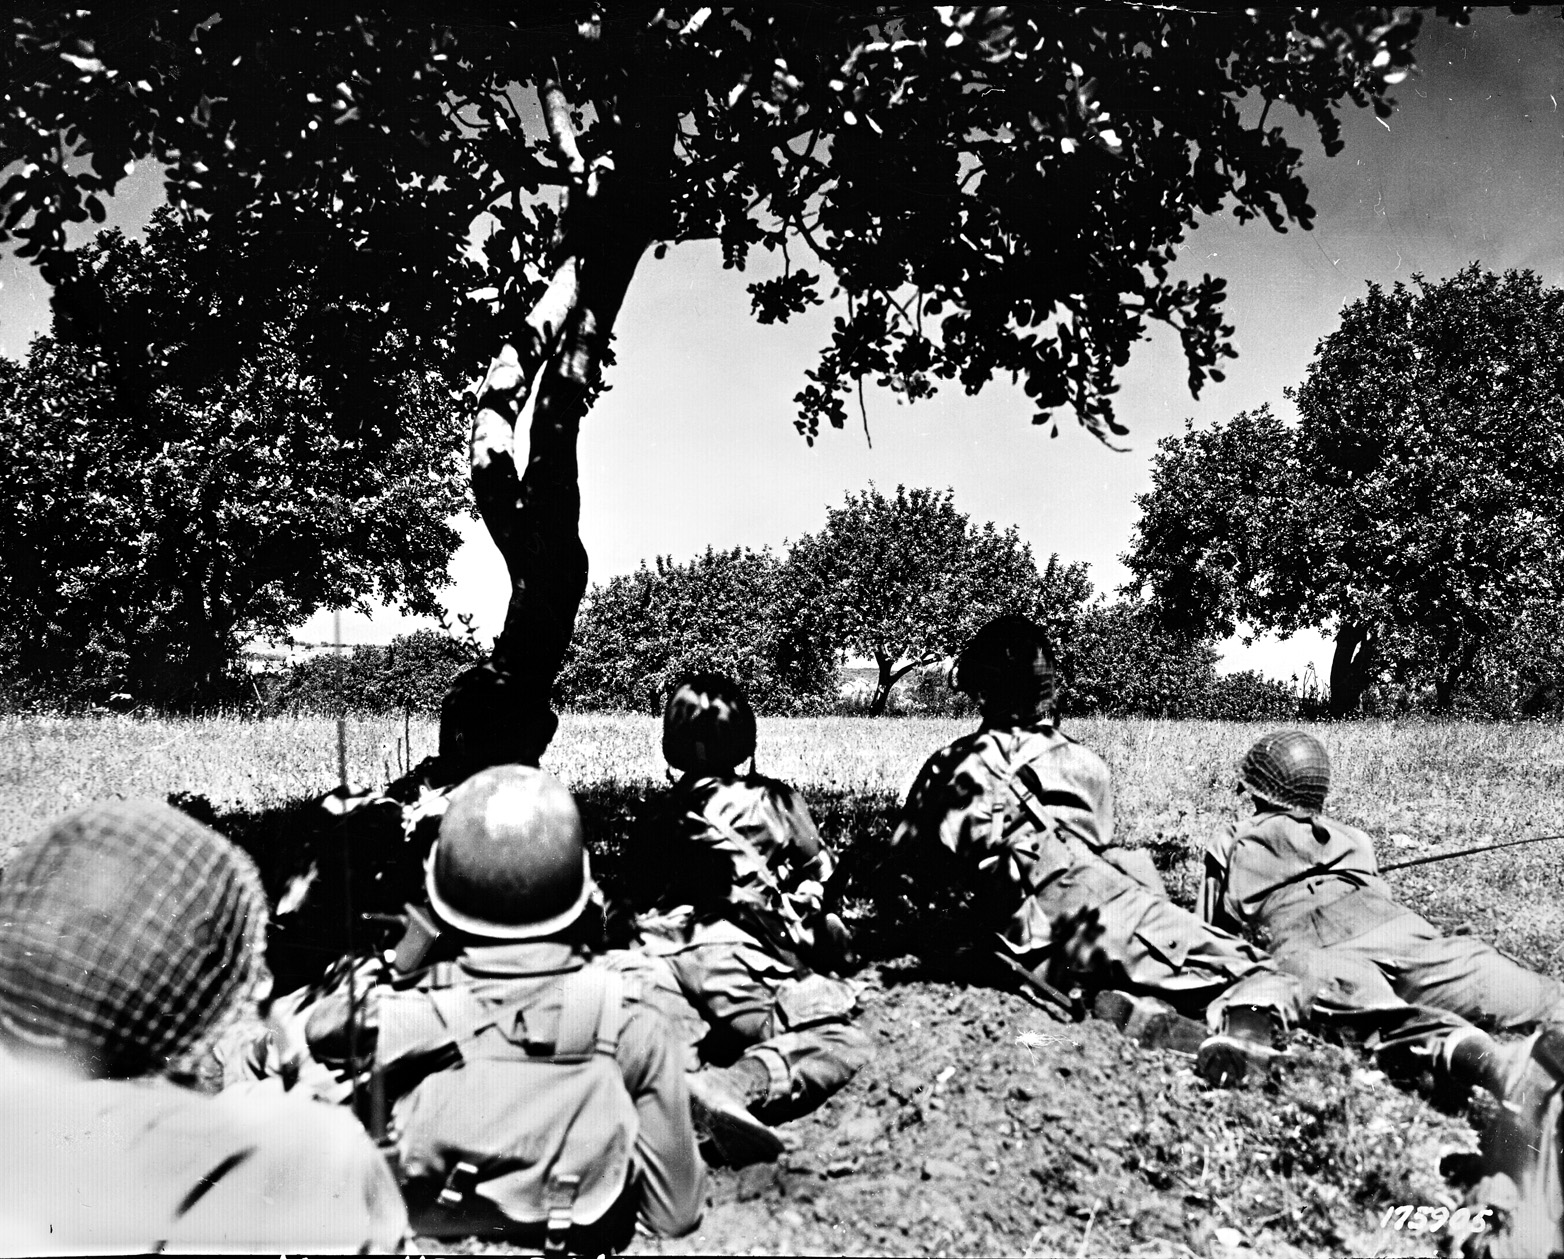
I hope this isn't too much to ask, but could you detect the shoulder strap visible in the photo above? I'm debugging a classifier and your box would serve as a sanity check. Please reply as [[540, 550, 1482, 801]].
[[555, 965, 625, 1059], [975, 734, 1060, 840]]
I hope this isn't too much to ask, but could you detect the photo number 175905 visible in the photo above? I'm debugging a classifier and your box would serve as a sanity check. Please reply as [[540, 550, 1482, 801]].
[[1378, 1204, 1491, 1234]]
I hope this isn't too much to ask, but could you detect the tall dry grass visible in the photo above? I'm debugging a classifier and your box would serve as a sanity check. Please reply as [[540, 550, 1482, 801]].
[[6, 712, 1564, 972]]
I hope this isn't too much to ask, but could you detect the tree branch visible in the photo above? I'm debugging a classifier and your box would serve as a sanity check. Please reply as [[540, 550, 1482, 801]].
[[470, 254, 581, 550], [540, 78, 587, 178]]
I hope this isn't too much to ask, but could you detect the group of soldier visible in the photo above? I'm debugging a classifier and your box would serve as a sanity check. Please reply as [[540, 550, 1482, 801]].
[[2, 612, 1562, 1254]]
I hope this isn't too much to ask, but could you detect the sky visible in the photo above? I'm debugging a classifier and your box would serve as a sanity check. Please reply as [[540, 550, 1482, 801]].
[[5, 9, 1564, 682]]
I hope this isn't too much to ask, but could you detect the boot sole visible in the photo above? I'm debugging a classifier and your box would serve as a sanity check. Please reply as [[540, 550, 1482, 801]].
[[689, 1087, 786, 1168], [1196, 1033, 1288, 1088]]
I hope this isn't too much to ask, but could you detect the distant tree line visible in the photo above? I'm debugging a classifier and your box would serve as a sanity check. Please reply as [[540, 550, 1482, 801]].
[[551, 485, 1302, 720], [1, 481, 1311, 721], [260, 629, 485, 717]]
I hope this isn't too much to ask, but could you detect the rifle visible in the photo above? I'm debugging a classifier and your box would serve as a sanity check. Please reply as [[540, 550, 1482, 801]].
[[990, 941, 1086, 1022], [1380, 830, 1564, 873], [333, 609, 391, 1145], [361, 903, 447, 975]]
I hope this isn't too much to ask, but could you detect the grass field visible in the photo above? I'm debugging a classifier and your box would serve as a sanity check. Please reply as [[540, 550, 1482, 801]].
[[7, 712, 1564, 1254], [9, 712, 1564, 972]]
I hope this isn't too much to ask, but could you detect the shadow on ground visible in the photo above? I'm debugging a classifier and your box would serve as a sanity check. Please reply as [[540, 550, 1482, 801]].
[[169, 781, 925, 992]]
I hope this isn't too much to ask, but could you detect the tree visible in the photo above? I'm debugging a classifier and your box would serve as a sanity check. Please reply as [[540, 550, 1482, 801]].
[[782, 485, 1091, 714], [4, 6, 1431, 758], [267, 630, 486, 715], [0, 212, 467, 707], [556, 545, 835, 714], [1126, 267, 1564, 714], [1054, 600, 1295, 719]]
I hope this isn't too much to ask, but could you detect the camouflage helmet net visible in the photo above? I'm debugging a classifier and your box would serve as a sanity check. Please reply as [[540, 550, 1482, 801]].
[[0, 799, 268, 1079], [953, 615, 1058, 723], [662, 672, 757, 773], [1240, 730, 1331, 814]]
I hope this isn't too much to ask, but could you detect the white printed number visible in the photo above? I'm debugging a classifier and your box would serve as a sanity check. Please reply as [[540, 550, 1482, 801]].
[[1378, 1205, 1491, 1234]]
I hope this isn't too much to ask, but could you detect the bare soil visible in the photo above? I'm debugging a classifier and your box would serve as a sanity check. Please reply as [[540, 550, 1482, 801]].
[[617, 960, 1477, 1259]]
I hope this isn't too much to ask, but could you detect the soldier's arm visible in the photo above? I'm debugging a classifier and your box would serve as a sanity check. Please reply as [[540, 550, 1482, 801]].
[[1201, 825, 1238, 925], [783, 786, 834, 886], [304, 982, 454, 1073], [616, 1004, 707, 1238]]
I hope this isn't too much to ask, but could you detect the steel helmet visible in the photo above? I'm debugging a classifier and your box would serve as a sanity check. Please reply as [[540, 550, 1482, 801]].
[[0, 799, 268, 1079], [662, 672, 757, 773], [425, 765, 593, 939], [1240, 731, 1331, 815], [953, 615, 1057, 712]]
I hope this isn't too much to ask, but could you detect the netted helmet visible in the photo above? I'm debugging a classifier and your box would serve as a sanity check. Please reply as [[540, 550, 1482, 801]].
[[0, 799, 268, 1079], [953, 615, 1058, 719], [662, 672, 756, 773], [1240, 731, 1331, 814], [426, 765, 594, 939]]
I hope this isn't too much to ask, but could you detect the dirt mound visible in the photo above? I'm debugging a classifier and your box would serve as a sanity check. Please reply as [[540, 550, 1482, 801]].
[[624, 963, 1475, 1259]]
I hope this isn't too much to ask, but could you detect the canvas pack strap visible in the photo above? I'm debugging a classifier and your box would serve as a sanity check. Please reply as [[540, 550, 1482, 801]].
[[543, 1172, 583, 1255], [554, 965, 625, 1059], [974, 737, 1079, 893]]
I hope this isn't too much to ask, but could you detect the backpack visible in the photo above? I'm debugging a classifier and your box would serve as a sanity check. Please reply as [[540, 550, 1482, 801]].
[[379, 963, 640, 1250]]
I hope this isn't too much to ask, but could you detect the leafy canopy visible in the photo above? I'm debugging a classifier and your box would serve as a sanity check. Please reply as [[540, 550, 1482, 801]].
[[0, 211, 468, 707], [556, 546, 835, 715], [782, 484, 1091, 713], [1126, 265, 1564, 709], [4, 5, 1429, 442], [267, 629, 486, 716]]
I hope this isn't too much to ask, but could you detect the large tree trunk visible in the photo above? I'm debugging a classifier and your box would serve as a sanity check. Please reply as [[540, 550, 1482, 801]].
[[1328, 622, 1377, 717], [868, 651, 923, 717], [869, 651, 894, 716], [1433, 635, 1481, 711], [435, 84, 672, 781]]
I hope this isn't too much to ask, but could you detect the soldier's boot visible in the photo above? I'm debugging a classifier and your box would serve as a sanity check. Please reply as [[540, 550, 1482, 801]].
[[1465, 1026, 1564, 1258], [1429, 1027, 1513, 1105], [1196, 1004, 1290, 1088], [687, 1060, 786, 1169], [1093, 990, 1206, 1056]]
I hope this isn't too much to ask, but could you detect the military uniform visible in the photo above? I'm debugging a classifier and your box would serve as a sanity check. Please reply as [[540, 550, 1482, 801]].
[[1202, 807, 1564, 1051], [301, 940, 705, 1249], [0, 1050, 408, 1253], [0, 798, 412, 1254], [630, 771, 869, 1118], [892, 724, 1303, 1032]]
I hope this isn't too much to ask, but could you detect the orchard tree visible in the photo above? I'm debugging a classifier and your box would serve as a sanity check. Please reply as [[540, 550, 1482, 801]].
[[1056, 600, 1218, 718], [5, 6, 1433, 762], [783, 485, 1090, 714], [269, 629, 486, 715], [1126, 267, 1564, 714], [556, 546, 834, 713], [0, 212, 466, 708]]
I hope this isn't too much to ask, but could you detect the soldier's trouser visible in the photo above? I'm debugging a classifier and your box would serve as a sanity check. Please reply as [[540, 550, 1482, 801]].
[[1272, 944, 1473, 1072], [1031, 881, 1307, 1034], [1277, 892, 1564, 1036], [614, 923, 870, 1120]]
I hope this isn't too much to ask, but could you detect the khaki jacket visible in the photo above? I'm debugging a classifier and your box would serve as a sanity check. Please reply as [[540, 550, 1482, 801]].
[[0, 1051, 408, 1253], [1201, 809, 1397, 943], [638, 772, 835, 963], [892, 723, 1157, 957]]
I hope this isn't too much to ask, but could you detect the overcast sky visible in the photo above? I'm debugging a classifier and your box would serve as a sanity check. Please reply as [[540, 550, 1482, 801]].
[[4, 9, 1562, 682]]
